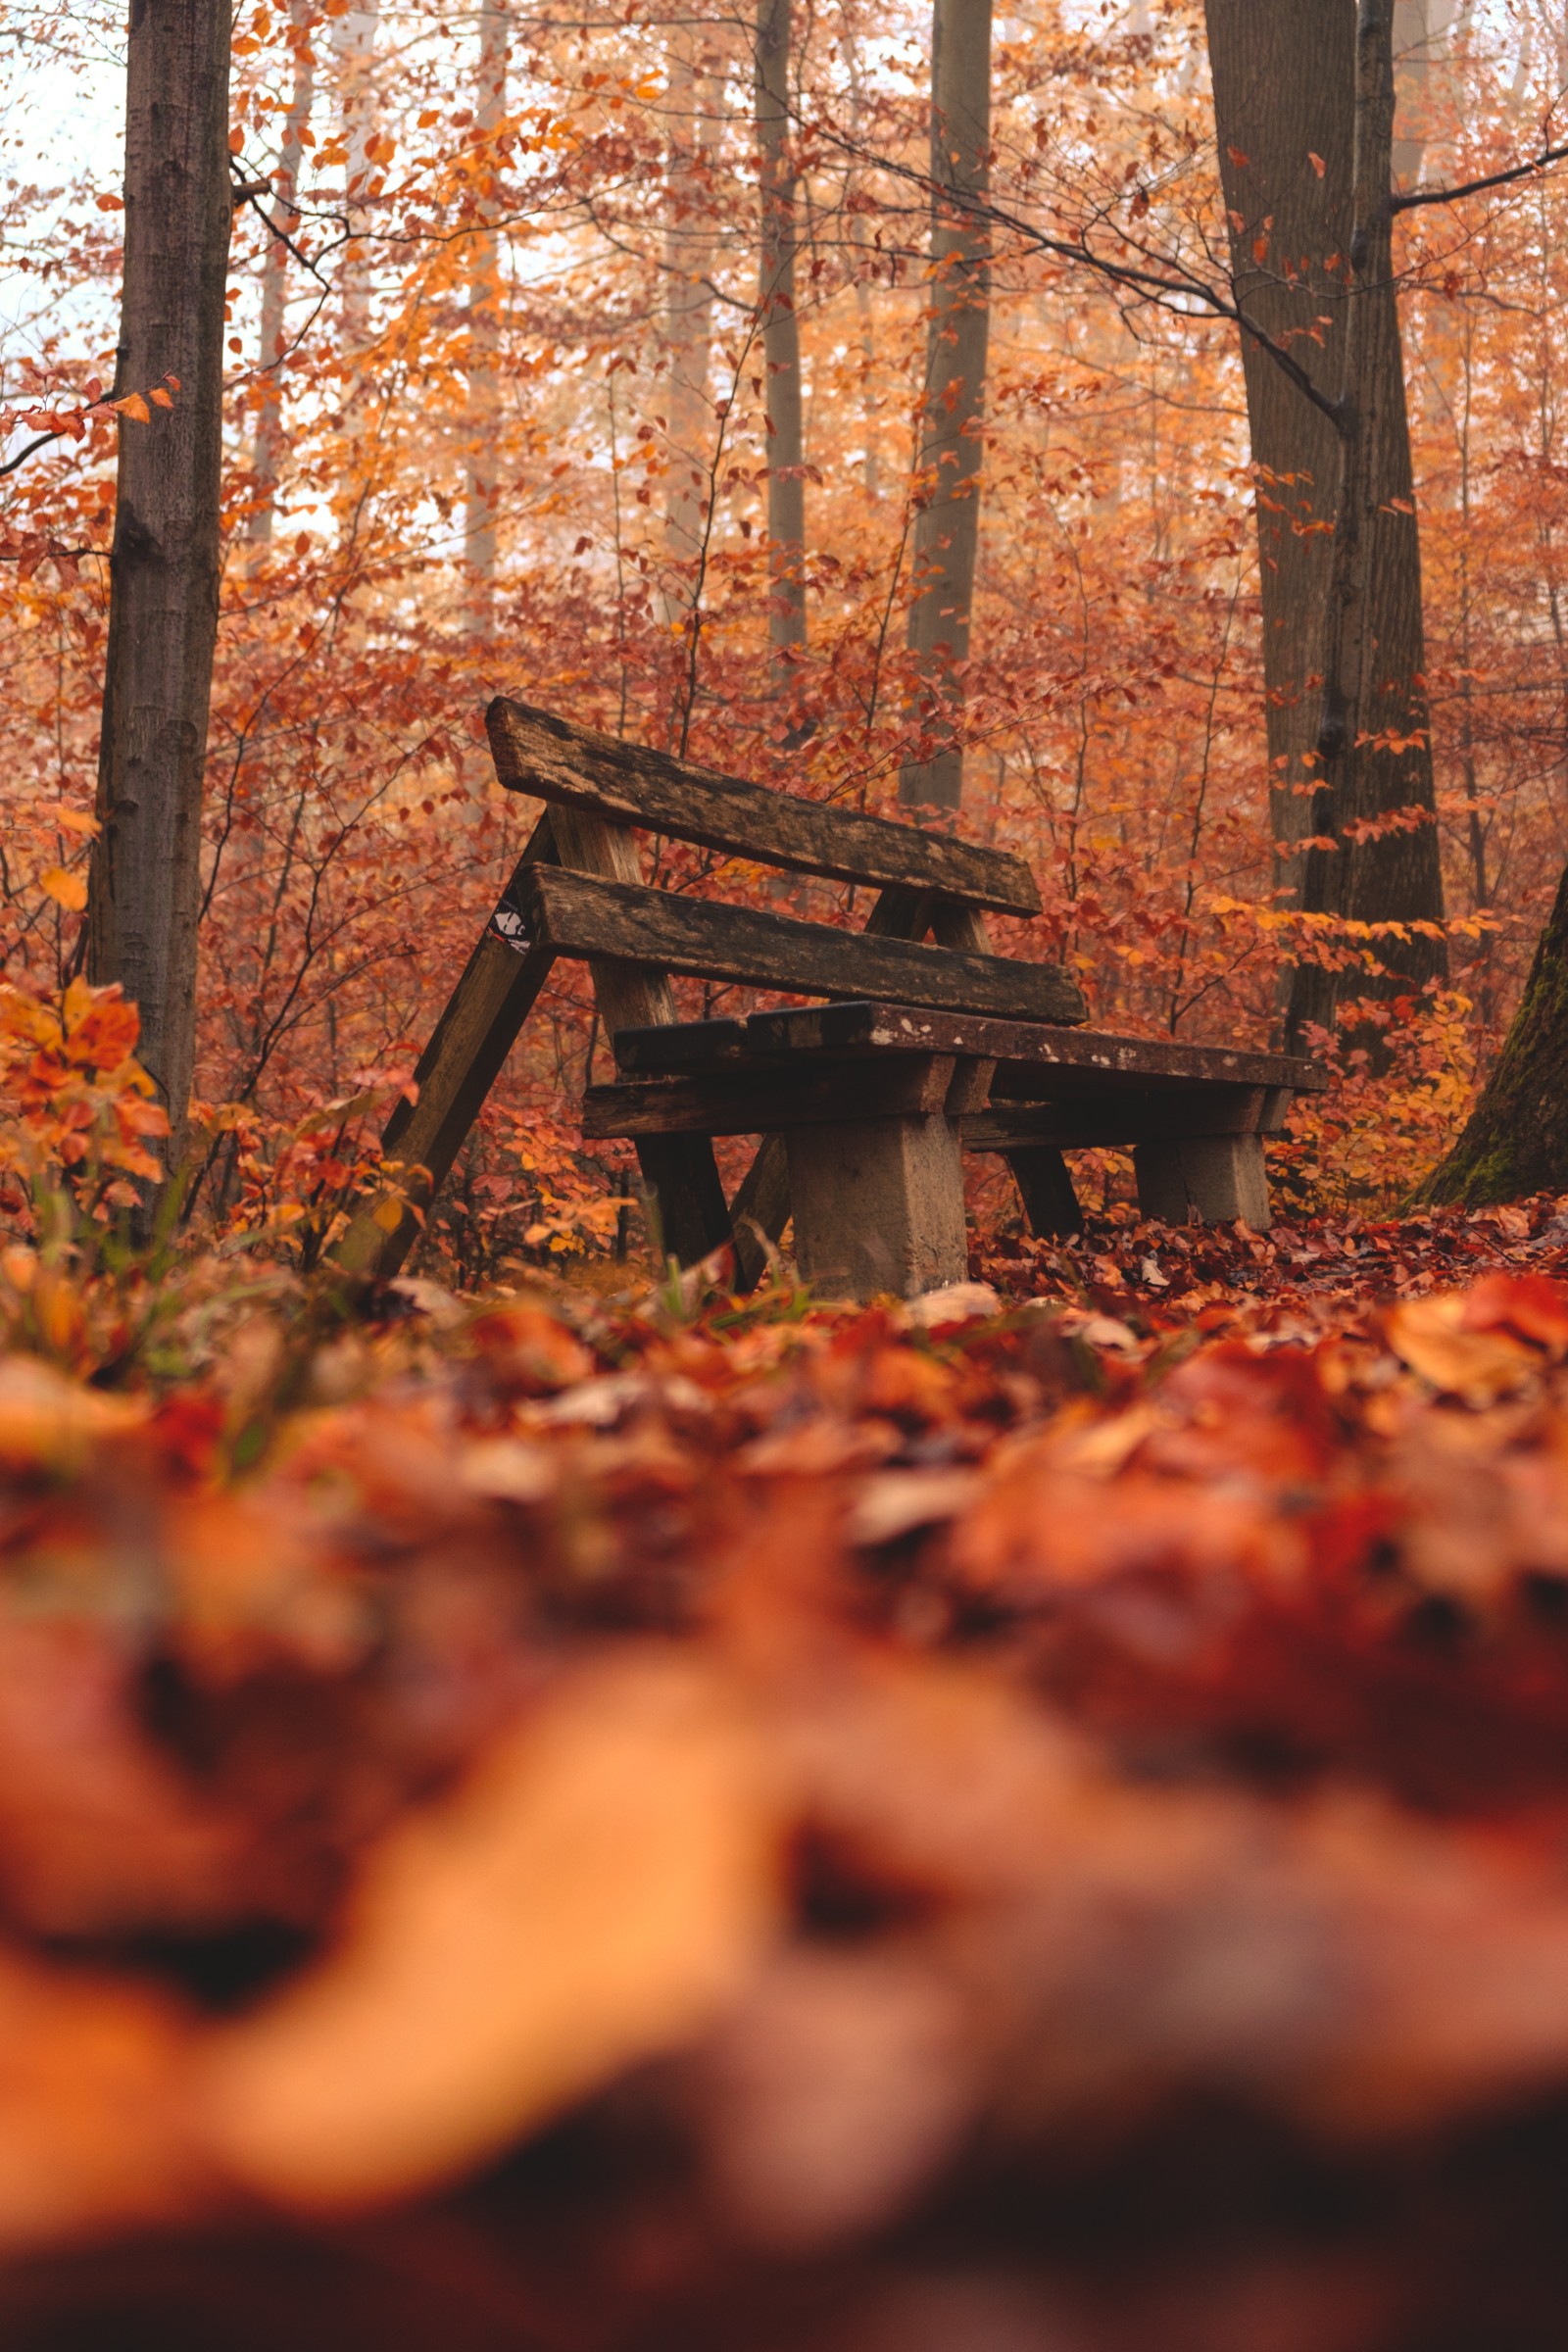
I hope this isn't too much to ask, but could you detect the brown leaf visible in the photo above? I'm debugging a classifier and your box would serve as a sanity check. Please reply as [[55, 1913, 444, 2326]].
[[1386, 1295, 1541, 1405], [0, 1951, 200, 2254], [195, 1653, 781, 2208]]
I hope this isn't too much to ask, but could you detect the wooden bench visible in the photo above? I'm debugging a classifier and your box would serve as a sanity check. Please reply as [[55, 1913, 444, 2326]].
[[335, 701, 1325, 1297]]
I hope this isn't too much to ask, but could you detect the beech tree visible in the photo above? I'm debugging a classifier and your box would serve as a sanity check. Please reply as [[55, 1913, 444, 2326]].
[[88, 0, 232, 1173], [465, 1, 510, 605], [756, 0, 806, 679], [899, 0, 993, 812], [1205, 0, 1446, 1048]]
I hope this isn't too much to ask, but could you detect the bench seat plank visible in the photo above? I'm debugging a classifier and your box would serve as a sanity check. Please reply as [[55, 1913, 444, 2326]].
[[584, 1055, 959, 1141], [964, 1088, 1285, 1151], [609, 1000, 1323, 1095], [586, 1070, 1288, 1151], [515, 870, 1087, 1026], [488, 699, 1043, 917]]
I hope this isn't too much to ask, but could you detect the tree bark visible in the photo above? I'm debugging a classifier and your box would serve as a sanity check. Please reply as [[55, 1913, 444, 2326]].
[[88, 0, 232, 1170], [1419, 858, 1568, 1203], [660, 29, 722, 619], [465, 1, 509, 608], [898, 0, 993, 813], [249, 0, 314, 549], [756, 0, 807, 672], [1299, 0, 1447, 1046], [1204, 0, 1446, 1046], [332, 0, 380, 356]]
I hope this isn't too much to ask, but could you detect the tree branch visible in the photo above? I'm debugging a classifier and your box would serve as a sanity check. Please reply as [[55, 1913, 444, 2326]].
[[1392, 140, 1568, 214]]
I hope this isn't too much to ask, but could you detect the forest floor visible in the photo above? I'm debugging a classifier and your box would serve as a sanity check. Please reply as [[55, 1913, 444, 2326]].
[[5, 1198, 1568, 2349]]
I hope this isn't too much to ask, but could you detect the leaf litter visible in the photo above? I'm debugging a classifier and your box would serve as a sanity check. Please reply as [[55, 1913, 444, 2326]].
[[7, 1200, 1568, 2345]]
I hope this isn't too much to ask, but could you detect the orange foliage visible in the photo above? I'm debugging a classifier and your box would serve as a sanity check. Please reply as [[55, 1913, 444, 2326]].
[[2, 2, 1561, 1263], [0, 1231, 1561, 2334], [10, 10, 1568, 2339]]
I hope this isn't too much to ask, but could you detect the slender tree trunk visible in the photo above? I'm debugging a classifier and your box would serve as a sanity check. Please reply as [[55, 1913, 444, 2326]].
[[465, 0, 509, 607], [898, 0, 993, 813], [249, 0, 315, 549], [332, 0, 380, 356], [88, 0, 231, 1172], [842, 30, 881, 504], [660, 30, 722, 619], [757, 0, 806, 672], [1204, 0, 1446, 1048]]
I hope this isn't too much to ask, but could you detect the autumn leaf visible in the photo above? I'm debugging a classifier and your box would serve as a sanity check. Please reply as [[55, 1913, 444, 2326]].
[[194, 1654, 781, 2207], [38, 867, 87, 912], [113, 393, 150, 424], [1386, 1294, 1541, 1406]]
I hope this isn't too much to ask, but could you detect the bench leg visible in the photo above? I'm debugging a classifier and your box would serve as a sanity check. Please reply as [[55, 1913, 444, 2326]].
[[635, 1135, 733, 1271], [728, 1133, 791, 1295], [786, 1115, 968, 1301], [1004, 1144, 1084, 1239], [1134, 1135, 1270, 1230]]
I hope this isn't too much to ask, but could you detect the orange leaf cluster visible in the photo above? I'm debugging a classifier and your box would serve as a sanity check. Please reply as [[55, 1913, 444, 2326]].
[[0, 1217, 1561, 2338]]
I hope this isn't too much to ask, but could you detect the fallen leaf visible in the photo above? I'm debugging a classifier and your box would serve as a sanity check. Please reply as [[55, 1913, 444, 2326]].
[[195, 1653, 781, 2208]]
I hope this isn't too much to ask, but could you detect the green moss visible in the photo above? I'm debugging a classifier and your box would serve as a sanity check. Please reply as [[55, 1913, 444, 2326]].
[[1416, 1123, 1518, 1207]]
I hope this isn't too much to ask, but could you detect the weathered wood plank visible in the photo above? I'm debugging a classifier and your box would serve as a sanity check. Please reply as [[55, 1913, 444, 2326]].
[[716, 880, 961, 1298], [487, 697, 1043, 917], [516, 869, 1087, 1027], [727, 1132, 791, 1291], [332, 822, 561, 1278], [584, 1055, 956, 1141], [546, 805, 732, 1271], [610, 999, 1322, 1093], [928, 903, 1098, 1249], [963, 1087, 1277, 1151], [1007, 1145, 1085, 1239]]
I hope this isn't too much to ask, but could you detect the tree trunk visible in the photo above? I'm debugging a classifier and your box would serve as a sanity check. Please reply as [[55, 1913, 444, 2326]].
[[1204, 0, 1446, 1046], [248, 0, 314, 550], [88, 0, 232, 1171], [465, 1, 509, 609], [898, 0, 993, 813], [1301, 0, 1447, 1046], [756, 0, 806, 672], [660, 29, 722, 619], [1420, 858, 1568, 1203], [332, 0, 380, 356]]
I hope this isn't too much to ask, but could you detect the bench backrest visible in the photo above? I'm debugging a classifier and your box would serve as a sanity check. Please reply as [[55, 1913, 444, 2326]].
[[484, 698, 1085, 1030], [487, 699, 1043, 915]]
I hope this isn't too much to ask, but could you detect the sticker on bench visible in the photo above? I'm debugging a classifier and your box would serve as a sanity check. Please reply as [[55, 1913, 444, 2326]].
[[487, 878, 533, 955]]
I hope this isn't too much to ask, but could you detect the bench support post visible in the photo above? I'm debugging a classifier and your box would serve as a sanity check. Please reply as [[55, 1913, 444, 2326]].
[[1134, 1135, 1270, 1230], [1006, 1144, 1084, 1238], [786, 1115, 968, 1300]]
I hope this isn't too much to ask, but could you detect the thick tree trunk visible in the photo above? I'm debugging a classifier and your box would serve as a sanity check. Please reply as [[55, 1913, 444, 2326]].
[[88, 0, 231, 1170], [898, 0, 992, 813], [1420, 858, 1568, 1203], [465, 1, 509, 607], [1204, 0, 1446, 1045], [249, 0, 314, 548], [1298, 0, 1447, 1046], [756, 0, 806, 671]]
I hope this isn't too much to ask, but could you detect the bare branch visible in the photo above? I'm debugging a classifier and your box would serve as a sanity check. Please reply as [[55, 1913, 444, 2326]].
[[1392, 140, 1568, 214]]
